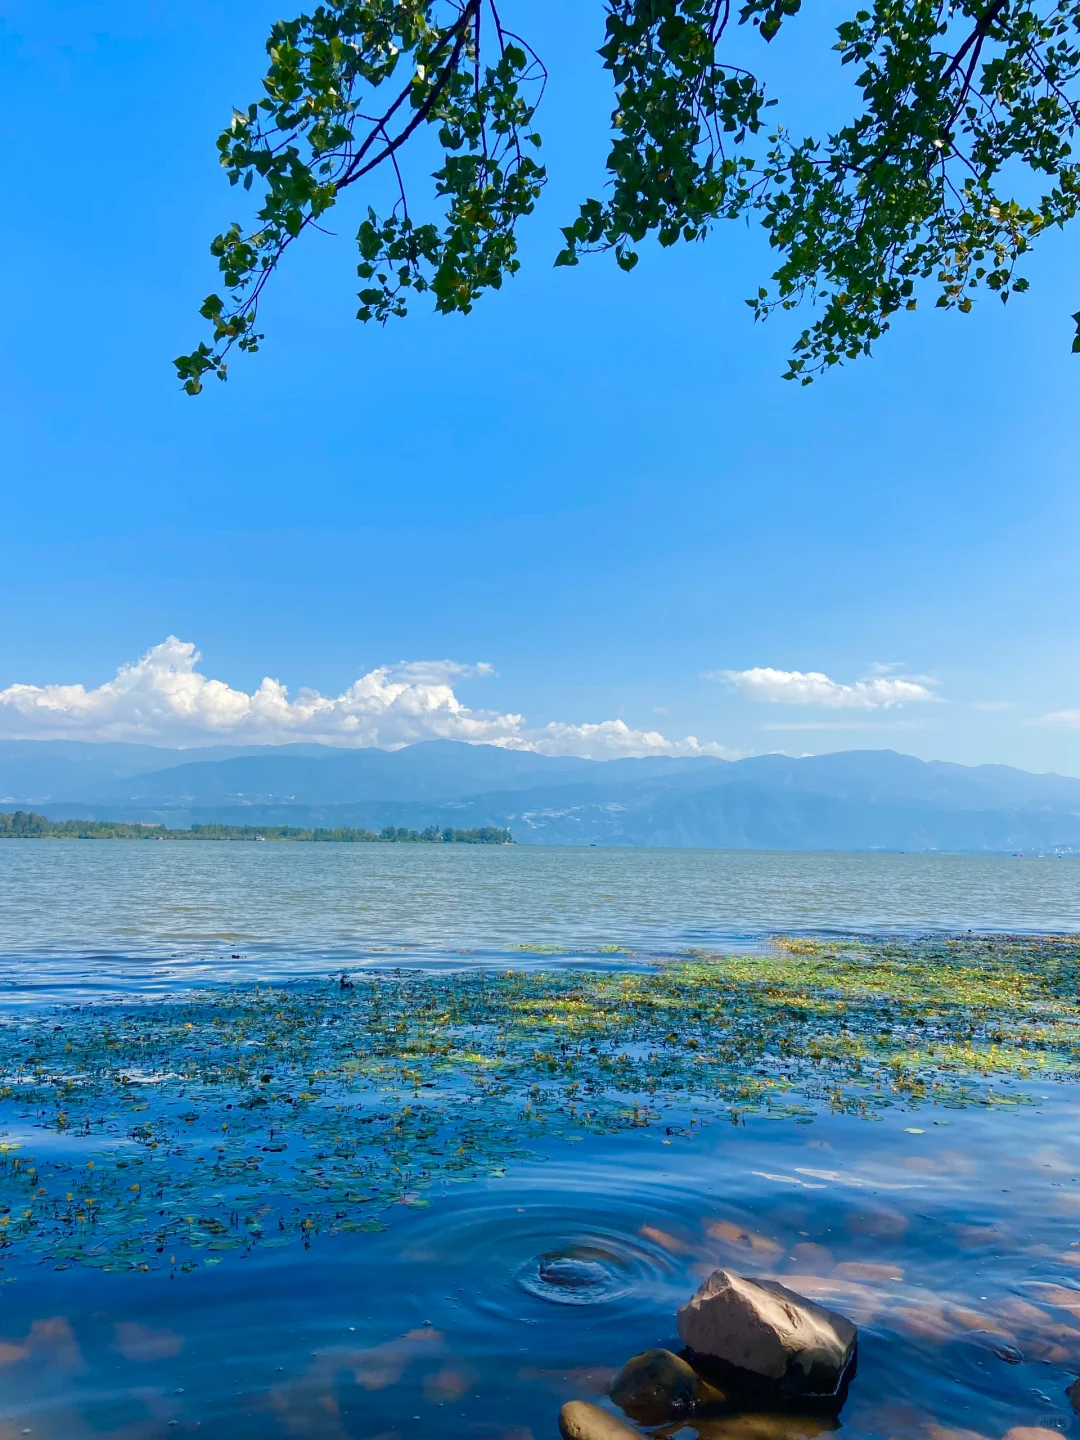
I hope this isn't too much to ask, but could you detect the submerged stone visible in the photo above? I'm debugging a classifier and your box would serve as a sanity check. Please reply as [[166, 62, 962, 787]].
[[609, 1347, 725, 1423], [539, 1258, 610, 1289], [676, 1268, 857, 1399], [558, 1400, 641, 1440]]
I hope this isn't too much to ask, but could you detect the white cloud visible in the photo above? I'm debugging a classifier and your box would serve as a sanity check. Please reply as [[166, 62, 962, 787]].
[[1041, 708, 1080, 729], [0, 637, 739, 760], [711, 666, 939, 709], [529, 719, 731, 759]]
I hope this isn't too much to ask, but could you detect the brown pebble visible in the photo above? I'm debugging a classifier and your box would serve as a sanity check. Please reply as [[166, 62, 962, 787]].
[[610, 1348, 725, 1423], [558, 1400, 641, 1440]]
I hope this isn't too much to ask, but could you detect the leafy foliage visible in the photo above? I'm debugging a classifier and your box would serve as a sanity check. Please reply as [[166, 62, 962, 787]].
[[175, 0, 545, 393], [560, 0, 1080, 379], [2, 934, 1079, 1273], [178, 0, 1080, 388]]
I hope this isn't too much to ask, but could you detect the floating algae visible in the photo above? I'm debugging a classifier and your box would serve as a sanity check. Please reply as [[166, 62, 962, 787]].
[[0, 935, 1078, 1275]]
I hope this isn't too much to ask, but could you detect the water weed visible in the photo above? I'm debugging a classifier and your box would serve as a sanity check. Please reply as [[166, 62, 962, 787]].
[[1, 935, 1077, 1274]]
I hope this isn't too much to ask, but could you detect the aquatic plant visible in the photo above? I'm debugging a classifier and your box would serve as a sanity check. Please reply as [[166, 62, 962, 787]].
[[1, 934, 1078, 1274]]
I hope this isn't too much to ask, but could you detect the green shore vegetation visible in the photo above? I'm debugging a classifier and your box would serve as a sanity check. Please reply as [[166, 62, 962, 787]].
[[1, 934, 1079, 1274], [0, 810, 512, 845]]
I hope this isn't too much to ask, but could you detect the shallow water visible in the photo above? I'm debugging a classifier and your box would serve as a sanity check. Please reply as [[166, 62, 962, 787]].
[[3, 1094, 1080, 1440], [3, 846, 1080, 1439], [2, 843, 1080, 999]]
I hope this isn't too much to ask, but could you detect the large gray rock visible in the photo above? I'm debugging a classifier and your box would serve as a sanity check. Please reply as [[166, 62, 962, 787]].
[[676, 1268, 856, 1398], [558, 1401, 641, 1440], [610, 1348, 725, 1423]]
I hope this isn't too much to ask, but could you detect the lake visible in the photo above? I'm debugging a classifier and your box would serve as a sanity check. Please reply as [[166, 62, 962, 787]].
[[1, 843, 1079, 1440], [1, 842, 1079, 998]]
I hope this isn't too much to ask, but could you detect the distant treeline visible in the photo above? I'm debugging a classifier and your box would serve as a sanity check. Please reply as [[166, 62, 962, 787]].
[[0, 811, 513, 845]]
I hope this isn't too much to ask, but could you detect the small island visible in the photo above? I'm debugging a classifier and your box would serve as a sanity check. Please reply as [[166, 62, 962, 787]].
[[0, 810, 513, 845]]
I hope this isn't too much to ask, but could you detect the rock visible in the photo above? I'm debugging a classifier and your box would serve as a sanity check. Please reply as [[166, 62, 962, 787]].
[[676, 1268, 857, 1399], [1068, 1376, 1080, 1414], [609, 1348, 725, 1423], [1004, 1431, 1073, 1440], [558, 1400, 641, 1440]]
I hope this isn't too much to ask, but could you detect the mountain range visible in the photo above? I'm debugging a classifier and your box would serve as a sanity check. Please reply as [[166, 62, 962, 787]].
[[2, 739, 1080, 852]]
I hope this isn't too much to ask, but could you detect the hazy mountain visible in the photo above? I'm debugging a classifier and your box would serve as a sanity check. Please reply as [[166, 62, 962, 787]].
[[0, 739, 726, 808], [0, 739, 331, 804], [3, 739, 1080, 852]]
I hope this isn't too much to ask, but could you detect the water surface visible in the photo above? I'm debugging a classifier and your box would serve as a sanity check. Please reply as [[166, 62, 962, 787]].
[[3, 845, 1080, 1440], [3, 1096, 1080, 1440], [2, 843, 1079, 999]]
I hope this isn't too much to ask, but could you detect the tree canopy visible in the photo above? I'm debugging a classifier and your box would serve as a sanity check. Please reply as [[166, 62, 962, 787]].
[[0, 812, 513, 844], [175, 0, 1080, 392]]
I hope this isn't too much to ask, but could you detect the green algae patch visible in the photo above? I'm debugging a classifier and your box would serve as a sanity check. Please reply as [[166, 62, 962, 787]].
[[1, 934, 1078, 1273]]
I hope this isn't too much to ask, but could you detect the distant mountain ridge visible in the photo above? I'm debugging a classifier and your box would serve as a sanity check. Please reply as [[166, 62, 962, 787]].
[[2, 739, 1079, 853]]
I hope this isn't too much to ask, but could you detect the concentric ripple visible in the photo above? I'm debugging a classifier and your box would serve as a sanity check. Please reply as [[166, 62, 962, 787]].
[[517, 1245, 638, 1305], [396, 1170, 689, 1327]]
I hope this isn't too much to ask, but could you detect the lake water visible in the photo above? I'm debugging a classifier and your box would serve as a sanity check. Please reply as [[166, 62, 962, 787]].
[[1, 842, 1079, 999], [5, 1091, 1080, 1440], [2, 843, 1080, 1440]]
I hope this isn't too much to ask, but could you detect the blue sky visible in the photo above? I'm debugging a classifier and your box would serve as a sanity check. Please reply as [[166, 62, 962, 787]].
[[2, 0, 1079, 769]]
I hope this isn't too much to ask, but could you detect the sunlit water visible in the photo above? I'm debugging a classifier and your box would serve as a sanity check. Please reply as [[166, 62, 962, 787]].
[[5, 1098, 1080, 1440], [3, 844, 1080, 1439], [1, 842, 1079, 999]]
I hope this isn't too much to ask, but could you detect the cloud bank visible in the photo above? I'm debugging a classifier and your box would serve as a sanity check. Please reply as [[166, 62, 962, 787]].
[[713, 666, 938, 709], [0, 638, 735, 760]]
